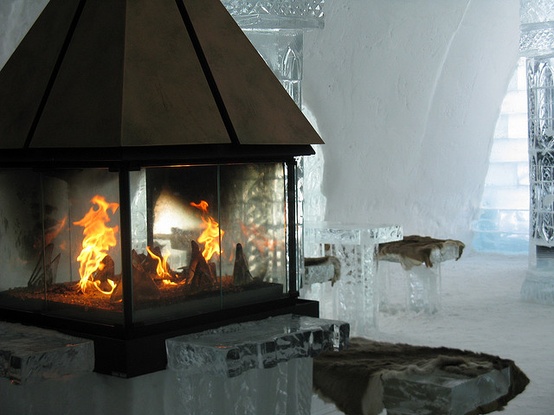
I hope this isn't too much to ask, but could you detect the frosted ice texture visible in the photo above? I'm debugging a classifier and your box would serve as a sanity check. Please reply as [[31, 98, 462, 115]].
[[302, 143, 326, 224], [379, 244, 463, 314], [221, 0, 324, 29], [166, 314, 348, 378], [520, 3, 554, 304], [305, 223, 403, 250], [520, 3, 554, 252], [378, 261, 442, 315], [303, 258, 339, 285], [382, 366, 511, 415], [171, 358, 313, 415], [302, 224, 403, 336], [166, 314, 347, 415], [0, 322, 94, 384], [527, 63, 554, 247], [407, 265, 441, 314], [521, 0, 554, 56]]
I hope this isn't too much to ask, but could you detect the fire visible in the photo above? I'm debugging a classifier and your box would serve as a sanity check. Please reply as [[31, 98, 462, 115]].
[[190, 200, 224, 261], [73, 195, 119, 294], [146, 246, 172, 280]]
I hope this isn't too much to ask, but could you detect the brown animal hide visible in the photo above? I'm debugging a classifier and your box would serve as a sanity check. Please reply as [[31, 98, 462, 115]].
[[313, 338, 529, 415], [378, 235, 465, 269]]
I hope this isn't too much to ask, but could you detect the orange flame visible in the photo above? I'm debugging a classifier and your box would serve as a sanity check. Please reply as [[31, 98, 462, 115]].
[[73, 195, 119, 294], [190, 200, 224, 261], [146, 246, 172, 280]]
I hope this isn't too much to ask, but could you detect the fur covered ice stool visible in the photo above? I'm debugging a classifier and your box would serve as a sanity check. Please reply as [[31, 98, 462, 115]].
[[377, 235, 465, 314]]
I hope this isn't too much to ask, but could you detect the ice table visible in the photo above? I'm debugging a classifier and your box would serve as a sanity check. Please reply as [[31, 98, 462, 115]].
[[166, 314, 349, 415], [301, 223, 403, 336]]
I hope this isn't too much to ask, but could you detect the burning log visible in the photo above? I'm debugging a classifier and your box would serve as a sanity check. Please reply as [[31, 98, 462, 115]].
[[28, 243, 60, 288], [232, 243, 253, 286], [110, 250, 160, 303], [187, 240, 217, 289], [92, 255, 117, 293]]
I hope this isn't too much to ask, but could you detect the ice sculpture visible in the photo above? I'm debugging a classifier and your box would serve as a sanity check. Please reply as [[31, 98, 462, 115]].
[[520, 0, 554, 304], [302, 223, 403, 336]]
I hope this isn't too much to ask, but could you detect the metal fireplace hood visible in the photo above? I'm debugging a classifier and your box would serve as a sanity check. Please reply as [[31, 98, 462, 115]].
[[0, 0, 323, 167]]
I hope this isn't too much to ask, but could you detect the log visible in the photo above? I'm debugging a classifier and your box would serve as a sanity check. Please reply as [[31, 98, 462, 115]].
[[187, 240, 217, 289], [28, 243, 60, 288], [110, 249, 160, 303], [232, 243, 253, 285], [92, 255, 116, 292]]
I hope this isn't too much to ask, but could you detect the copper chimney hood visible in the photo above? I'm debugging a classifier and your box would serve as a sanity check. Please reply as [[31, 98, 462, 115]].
[[0, 0, 323, 164]]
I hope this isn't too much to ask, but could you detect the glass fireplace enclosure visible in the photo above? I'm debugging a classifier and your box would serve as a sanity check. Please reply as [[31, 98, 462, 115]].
[[0, 161, 300, 330]]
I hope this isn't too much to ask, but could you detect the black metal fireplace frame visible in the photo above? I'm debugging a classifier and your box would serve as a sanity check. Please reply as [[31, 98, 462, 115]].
[[0, 0, 323, 377], [0, 147, 319, 377]]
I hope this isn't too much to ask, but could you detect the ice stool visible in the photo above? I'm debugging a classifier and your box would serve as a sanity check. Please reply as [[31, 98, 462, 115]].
[[377, 235, 465, 314]]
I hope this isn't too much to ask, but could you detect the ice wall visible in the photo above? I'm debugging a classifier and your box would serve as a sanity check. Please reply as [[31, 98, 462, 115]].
[[0, 0, 48, 70], [302, 1, 520, 246]]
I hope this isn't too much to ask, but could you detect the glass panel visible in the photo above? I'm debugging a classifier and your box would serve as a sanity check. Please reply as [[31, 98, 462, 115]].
[[0, 168, 122, 325], [130, 163, 288, 325], [0, 169, 48, 312]]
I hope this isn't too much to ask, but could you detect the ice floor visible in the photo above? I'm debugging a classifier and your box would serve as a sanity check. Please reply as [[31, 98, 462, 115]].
[[310, 252, 554, 415]]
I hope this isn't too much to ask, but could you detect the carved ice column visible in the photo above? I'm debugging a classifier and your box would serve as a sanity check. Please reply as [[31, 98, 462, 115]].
[[520, 0, 554, 304], [221, 0, 324, 107], [221, 0, 326, 287]]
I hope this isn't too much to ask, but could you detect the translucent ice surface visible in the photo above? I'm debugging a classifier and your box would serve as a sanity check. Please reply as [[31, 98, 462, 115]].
[[170, 358, 313, 415], [166, 314, 349, 378], [302, 223, 403, 336], [383, 366, 511, 415], [166, 314, 348, 415], [0, 322, 94, 384]]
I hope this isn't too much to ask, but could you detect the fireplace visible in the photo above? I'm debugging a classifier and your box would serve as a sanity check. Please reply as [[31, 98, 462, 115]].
[[0, 0, 323, 377]]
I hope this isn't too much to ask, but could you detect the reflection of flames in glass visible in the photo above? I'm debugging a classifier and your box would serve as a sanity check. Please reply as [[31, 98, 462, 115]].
[[240, 222, 277, 254], [190, 200, 224, 261], [73, 195, 119, 294]]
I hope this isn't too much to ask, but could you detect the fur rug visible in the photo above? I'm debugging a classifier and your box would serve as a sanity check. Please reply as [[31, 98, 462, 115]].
[[313, 338, 529, 415], [378, 235, 465, 269]]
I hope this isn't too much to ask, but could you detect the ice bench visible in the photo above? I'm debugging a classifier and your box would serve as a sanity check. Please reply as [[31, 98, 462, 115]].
[[165, 314, 349, 415], [378, 235, 465, 314]]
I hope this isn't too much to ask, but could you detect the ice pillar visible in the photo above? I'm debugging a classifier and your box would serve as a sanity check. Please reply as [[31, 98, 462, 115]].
[[221, 0, 326, 288], [520, 0, 554, 304]]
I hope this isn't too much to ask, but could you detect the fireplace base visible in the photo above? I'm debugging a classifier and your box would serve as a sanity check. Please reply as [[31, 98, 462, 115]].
[[0, 298, 319, 378], [1, 313, 346, 415]]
